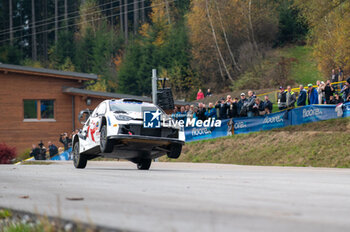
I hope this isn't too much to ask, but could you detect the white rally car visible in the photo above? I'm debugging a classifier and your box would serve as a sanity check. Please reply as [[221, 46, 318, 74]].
[[72, 99, 185, 170]]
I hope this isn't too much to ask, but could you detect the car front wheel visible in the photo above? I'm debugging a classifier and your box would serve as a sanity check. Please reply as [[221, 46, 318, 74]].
[[73, 141, 87, 169], [100, 125, 114, 153]]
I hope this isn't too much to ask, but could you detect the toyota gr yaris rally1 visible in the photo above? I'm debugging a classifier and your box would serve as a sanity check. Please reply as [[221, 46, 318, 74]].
[[72, 99, 184, 170]]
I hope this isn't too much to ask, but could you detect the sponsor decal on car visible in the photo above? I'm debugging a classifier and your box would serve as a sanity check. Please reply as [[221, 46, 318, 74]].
[[143, 110, 162, 128]]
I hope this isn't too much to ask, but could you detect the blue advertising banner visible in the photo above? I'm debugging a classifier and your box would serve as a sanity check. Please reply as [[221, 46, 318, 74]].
[[233, 111, 289, 135], [183, 104, 347, 142], [50, 148, 71, 161], [290, 105, 338, 126], [184, 119, 233, 142], [343, 102, 350, 118]]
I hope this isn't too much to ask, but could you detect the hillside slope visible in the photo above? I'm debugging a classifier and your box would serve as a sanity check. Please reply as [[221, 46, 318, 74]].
[[162, 118, 350, 168]]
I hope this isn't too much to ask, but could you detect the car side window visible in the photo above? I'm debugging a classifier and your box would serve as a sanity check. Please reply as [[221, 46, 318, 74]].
[[91, 107, 99, 118], [96, 103, 106, 116]]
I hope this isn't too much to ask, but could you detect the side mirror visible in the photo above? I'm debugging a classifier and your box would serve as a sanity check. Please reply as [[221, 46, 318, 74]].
[[78, 109, 91, 125]]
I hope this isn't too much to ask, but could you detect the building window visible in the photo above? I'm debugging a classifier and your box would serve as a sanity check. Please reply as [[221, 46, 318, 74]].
[[24, 100, 37, 119], [41, 100, 54, 119], [23, 100, 55, 121]]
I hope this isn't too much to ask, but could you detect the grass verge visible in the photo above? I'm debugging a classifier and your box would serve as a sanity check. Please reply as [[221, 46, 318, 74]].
[[161, 117, 350, 168]]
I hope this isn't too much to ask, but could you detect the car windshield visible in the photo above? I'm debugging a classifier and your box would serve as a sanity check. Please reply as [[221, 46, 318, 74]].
[[109, 101, 161, 113]]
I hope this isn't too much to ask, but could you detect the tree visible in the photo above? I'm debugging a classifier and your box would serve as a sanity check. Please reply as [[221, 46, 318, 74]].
[[187, 0, 279, 88], [118, 0, 198, 99], [276, 0, 308, 45], [294, 0, 350, 77]]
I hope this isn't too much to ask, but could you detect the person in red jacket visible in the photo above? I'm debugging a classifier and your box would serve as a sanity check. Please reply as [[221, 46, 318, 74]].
[[196, 89, 205, 100]]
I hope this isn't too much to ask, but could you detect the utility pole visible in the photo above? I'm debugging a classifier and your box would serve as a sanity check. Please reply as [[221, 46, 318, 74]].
[[152, 69, 157, 105]]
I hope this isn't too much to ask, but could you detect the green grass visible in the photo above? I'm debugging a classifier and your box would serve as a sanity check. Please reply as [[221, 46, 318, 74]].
[[0, 209, 12, 219], [161, 117, 350, 168], [3, 223, 40, 232], [280, 46, 323, 85]]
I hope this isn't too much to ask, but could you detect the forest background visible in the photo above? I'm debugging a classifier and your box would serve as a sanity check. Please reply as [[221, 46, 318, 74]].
[[0, 0, 348, 100]]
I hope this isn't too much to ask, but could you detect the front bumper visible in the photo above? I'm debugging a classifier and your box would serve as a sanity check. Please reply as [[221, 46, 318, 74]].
[[107, 134, 185, 145]]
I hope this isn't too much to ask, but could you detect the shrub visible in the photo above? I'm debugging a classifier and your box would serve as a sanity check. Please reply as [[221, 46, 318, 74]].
[[0, 143, 17, 164]]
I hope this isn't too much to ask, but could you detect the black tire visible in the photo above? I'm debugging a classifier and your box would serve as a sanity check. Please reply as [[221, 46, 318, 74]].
[[73, 141, 87, 169], [167, 143, 182, 159], [100, 125, 113, 153], [137, 159, 152, 170]]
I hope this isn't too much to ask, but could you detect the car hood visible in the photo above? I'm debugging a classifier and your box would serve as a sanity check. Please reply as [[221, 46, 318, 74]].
[[115, 111, 170, 121], [127, 111, 143, 119]]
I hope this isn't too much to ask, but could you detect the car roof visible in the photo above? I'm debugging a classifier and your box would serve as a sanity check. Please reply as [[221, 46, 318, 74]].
[[107, 98, 155, 107]]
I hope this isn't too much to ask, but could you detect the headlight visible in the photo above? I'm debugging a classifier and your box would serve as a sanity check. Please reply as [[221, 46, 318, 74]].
[[115, 114, 133, 121]]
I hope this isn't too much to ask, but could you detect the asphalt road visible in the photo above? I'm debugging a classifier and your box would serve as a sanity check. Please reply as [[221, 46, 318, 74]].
[[1, 161, 350, 232]]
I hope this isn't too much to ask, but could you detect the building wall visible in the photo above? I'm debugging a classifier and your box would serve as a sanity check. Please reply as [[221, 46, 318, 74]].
[[0, 72, 83, 153]]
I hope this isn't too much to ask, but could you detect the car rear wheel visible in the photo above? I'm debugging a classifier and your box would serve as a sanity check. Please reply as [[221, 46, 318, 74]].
[[167, 143, 182, 159], [100, 125, 113, 153], [73, 141, 87, 169], [137, 159, 152, 170]]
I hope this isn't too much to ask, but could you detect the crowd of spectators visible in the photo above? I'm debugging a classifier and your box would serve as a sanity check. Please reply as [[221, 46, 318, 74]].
[[30, 130, 79, 160], [30, 141, 58, 160], [176, 75, 350, 122], [174, 90, 273, 121]]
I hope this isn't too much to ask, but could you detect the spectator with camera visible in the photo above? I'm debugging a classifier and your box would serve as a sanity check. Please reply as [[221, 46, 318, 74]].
[[227, 97, 238, 118], [215, 97, 228, 119], [324, 80, 334, 104], [59, 132, 71, 151], [30, 141, 46, 160], [317, 81, 326, 104], [263, 95, 273, 114], [252, 98, 265, 116]]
